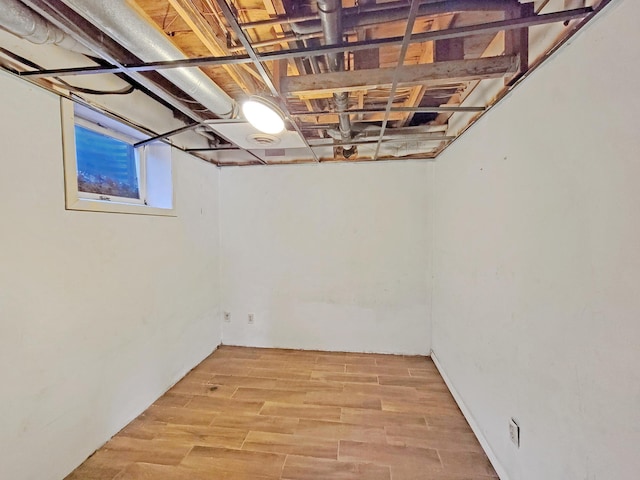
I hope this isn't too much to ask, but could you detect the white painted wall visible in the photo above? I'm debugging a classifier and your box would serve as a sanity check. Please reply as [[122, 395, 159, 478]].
[[431, 1, 640, 479], [220, 162, 432, 354], [0, 72, 222, 480]]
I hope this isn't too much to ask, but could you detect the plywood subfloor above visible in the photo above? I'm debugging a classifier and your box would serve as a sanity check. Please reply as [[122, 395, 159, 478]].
[[64, 346, 497, 480]]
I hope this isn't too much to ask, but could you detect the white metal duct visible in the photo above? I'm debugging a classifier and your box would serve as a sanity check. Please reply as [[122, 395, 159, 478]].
[[0, 0, 92, 54], [58, 0, 237, 118]]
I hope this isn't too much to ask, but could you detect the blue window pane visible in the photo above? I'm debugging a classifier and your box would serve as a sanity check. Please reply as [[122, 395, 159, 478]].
[[75, 125, 139, 199]]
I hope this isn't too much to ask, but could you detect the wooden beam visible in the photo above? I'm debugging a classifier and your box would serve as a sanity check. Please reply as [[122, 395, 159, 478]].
[[24, 7, 593, 80], [282, 55, 520, 96], [297, 111, 413, 124], [167, 0, 258, 94], [353, 0, 379, 70], [271, 46, 287, 92], [399, 40, 435, 124], [261, 0, 302, 81], [400, 14, 455, 127], [433, 31, 504, 126], [357, 91, 365, 121], [435, 37, 465, 62], [505, 1, 535, 85]]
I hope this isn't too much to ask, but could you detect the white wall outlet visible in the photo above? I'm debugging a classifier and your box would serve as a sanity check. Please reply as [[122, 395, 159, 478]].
[[509, 418, 520, 448], [248, 313, 255, 324], [223, 312, 231, 323]]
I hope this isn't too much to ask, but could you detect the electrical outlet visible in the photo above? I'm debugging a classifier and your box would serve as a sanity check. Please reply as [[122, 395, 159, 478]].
[[223, 312, 231, 323], [509, 418, 520, 448], [248, 313, 255, 324]]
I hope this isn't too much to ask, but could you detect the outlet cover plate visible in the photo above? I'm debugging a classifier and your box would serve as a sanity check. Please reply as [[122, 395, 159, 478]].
[[223, 312, 231, 323], [248, 313, 255, 324]]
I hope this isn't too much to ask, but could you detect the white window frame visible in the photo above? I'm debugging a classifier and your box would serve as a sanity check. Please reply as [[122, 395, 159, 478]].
[[73, 117, 146, 205], [61, 98, 175, 216]]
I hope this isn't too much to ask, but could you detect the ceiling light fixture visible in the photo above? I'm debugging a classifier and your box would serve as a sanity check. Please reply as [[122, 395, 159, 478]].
[[241, 96, 286, 135]]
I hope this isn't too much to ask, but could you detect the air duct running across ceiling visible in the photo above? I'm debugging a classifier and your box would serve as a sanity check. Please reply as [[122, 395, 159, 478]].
[[57, 0, 237, 119], [0, 0, 92, 55]]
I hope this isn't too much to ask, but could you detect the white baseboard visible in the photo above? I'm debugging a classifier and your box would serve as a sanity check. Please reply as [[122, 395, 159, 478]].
[[431, 350, 509, 480]]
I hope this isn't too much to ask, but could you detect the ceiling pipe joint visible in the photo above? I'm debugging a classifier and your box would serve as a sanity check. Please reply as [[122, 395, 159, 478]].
[[317, 0, 355, 157]]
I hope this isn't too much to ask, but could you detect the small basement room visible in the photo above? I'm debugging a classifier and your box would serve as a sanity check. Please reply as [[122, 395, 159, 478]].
[[0, 1, 638, 479]]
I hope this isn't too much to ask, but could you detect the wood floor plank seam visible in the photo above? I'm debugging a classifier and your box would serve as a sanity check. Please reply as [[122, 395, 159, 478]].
[[239, 431, 249, 450], [64, 345, 498, 480], [434, 447, 444, 471]]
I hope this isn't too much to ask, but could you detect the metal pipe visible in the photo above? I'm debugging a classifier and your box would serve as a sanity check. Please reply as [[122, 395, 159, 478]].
[[228, 31, 323, 53], [21, 0, 216, 130], [214, 0, 320, 163], [292, 0, 519, 35], [372, 0, 422, 160], [241, 0, 432, 30], [0, 0, 92, 54], [58, 0, 237, 118], [241, 12, 319, 30], [317, 0, 354, 157], [20, 7, 594, 79]]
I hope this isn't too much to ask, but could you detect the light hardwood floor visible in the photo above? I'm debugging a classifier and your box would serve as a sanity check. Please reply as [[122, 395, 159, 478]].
[[65, 346, 497, 480]]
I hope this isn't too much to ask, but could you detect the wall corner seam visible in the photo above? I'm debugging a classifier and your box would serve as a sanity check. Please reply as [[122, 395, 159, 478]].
[[431, 349, 510, 480]]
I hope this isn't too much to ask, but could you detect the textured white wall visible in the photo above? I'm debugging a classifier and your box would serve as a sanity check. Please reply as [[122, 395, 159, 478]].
[[431, 1, 640, 479], [0, 72, 222, 480], [220, 162, 432, 354]]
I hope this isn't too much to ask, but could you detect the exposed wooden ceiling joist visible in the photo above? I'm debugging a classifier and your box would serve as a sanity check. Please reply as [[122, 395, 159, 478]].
[[19, 6, 594, 80], [167, 0, 261, 94], [281, 55, 520, 96], [1, 0, 610, 165]]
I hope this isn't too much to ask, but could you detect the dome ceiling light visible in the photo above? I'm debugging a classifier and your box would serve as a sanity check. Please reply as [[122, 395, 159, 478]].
[[241, 96, 286, 135]]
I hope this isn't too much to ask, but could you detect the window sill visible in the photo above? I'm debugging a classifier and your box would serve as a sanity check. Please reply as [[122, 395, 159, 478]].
[[66, 197, 176, 217]]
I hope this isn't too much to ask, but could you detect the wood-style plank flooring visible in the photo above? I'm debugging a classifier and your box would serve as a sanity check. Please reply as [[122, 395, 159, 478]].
[[65, 346, 497, 480]]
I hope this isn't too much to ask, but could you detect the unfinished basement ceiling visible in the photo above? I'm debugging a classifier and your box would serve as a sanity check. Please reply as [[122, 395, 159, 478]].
[[0, 0, 610, 166]]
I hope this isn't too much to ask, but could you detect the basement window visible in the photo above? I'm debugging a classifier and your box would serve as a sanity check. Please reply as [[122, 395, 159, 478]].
[[61, 99, 174, 215], [74, 122, 141, 201]]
